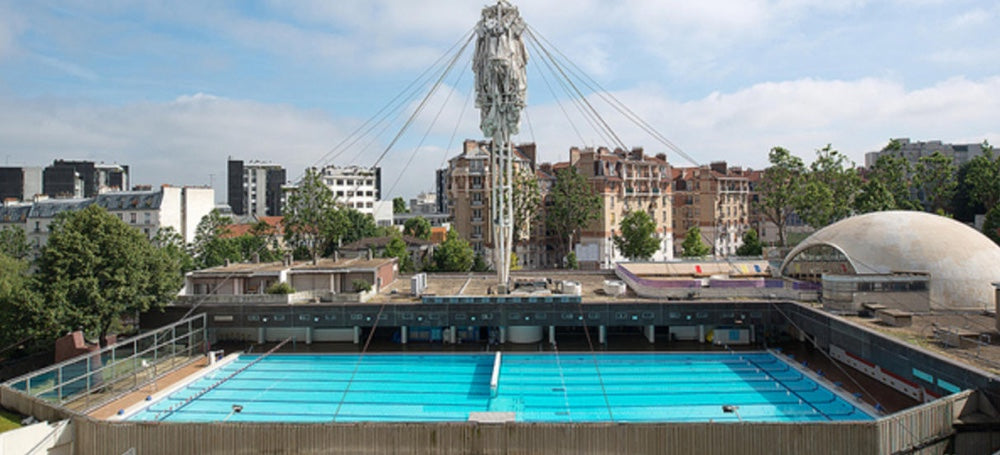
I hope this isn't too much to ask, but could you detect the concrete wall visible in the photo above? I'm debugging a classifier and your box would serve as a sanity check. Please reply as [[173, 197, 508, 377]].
[[0, 420, 72, 455]]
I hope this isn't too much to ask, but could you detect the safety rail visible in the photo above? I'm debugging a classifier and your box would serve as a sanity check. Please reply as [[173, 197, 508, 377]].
[[153, 337, 291, 421], [4, 314, 207, 413]]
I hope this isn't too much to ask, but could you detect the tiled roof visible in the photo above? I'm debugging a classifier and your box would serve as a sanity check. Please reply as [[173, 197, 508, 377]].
[[0, 205, 31, 223], [28, 199, 93, 218], [93, 191, 163, 211]]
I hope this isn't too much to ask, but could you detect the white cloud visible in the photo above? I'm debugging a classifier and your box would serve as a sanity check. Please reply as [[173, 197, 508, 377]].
[[520, 76, 1000, 169]]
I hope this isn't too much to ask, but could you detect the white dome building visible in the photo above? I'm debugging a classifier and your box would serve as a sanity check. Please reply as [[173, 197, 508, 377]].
[[781, 211, 1000, 311]]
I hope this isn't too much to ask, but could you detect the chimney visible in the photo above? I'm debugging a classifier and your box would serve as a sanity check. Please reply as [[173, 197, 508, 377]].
[[333, 251, 339, 262], [224, 259, 230, 267], [252, 253, 260, 264], [367, 249, 373, 260]]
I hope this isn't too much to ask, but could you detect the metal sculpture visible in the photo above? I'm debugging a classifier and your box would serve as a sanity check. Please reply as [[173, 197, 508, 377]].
[[473, 0, 528, 289]]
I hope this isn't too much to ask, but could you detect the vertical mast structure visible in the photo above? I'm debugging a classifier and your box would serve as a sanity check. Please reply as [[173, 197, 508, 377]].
[[473, 0, 528, 290]]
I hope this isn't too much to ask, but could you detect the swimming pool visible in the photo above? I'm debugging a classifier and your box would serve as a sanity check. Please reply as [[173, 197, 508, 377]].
[[126, 352, 873, 423]]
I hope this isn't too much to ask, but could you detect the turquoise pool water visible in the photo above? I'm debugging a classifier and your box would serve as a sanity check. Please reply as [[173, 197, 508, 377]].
[[127, 352, 873, 423]]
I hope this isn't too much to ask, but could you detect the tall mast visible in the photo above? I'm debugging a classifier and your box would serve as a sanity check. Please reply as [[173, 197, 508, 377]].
[[473, 0, 528, 290]]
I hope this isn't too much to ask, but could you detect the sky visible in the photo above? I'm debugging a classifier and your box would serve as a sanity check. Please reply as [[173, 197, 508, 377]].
[[1, 0, 998, 202]]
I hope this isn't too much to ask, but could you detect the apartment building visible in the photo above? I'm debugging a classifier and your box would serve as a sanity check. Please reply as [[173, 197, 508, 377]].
[[864, 138, 988, 168], [227, 159, 286, 217], [567, 146, 673, 269], [317, 165, 381, 214], [672, 162, 751, 257], [443, 139, 535, 258], [0, 186, 214, 252], [0, 167, 42, 202]]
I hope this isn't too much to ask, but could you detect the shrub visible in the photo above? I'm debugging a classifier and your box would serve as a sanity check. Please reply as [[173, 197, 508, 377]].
[[265, 282, 295, 295], [351, 279, 372, 293]]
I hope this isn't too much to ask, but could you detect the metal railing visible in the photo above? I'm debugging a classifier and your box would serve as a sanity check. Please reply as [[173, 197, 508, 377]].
[[4, 314, 207, 413]]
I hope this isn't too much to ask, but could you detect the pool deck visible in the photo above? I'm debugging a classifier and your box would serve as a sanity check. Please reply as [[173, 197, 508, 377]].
[[89, 357, 209, 420]]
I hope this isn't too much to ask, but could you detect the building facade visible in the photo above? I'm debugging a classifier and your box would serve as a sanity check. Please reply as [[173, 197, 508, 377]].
[[316, 165, 381, 215], [0, 186, 214, 253], [672, 162, 751, 257], [864, 138, 987, 168], [227, 159, 286, 217], [567, 146, 674, 269], [443, 139, 535, 260], [0, 167, 42, 202]]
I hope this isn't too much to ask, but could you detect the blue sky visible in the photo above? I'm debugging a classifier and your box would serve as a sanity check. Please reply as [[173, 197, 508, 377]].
[[1, 0, 998, 201]]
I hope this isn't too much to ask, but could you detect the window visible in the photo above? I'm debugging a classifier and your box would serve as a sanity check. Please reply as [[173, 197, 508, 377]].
[[130, 213, 137, 223], [144, 212, 151, 224]]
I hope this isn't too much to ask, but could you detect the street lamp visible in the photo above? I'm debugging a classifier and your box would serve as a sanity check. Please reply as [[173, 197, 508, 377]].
[[722, 405, 742, 422]]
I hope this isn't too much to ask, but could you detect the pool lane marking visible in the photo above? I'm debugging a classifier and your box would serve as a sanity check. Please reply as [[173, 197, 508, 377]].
[[740, 354, 834, 421], [153, 337, 291, 421]]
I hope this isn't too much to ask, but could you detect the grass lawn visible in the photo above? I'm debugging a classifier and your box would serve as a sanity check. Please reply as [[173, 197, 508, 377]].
[[0, 409, 22, 433]]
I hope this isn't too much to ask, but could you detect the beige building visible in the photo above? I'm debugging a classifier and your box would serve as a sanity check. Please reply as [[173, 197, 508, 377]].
[[672, 162, 751, 257], [568, 146, 673, 269], [443, 139, 536, 262]]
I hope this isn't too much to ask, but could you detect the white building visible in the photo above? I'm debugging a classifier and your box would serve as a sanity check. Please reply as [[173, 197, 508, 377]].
[[318, 165, 382, 215], [227, 159, 286, 217], [0, 186, 215, 252]]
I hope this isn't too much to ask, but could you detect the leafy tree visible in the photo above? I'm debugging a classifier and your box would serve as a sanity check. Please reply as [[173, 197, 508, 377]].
[[792, 145, 861, 228], [964, 141, 1000, 211], [383, 234, 413, 273], [0, 253, 48, 350], [546, 167, 600, 266], [433, 229, 474, 272], [36, 205, 182, 346], [403, 216, 432, 240], [512, 167, 541, 242], [853, 180, 896, 214], [755, 147, 805, 247], [913, 151, 957, 214], [613, 210, 660, 260], [152, 227, 195, 275], [284, 169, 346, 261], [681, 226, 710, 257], [191, 209, 240, 269], [565, 251, 578, 270], [868, 147, 918, 210], [0, 225, 32, 260], [472, 252, 490, 272], [735, 228, 763, 256], [983, 204, 1000, 246], [953, 160, 987, 222], [341, 209, 378, 246], [392, 197, 408, 214]]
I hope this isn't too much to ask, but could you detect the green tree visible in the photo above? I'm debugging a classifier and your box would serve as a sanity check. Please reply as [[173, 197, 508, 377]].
[[433, 229, 474, 272], [755, 147, 805, 247], [284, 169, 346, 261], [735, 228, 763, 256], [0, 253, 48, 350], [681, 226, 711, 257], [853, 180, 897, 214], [383, 234, 413, 273], [36, 205, 182, 346], [565, 251, 578, 270], [984, 204, 1000, 246], [191, 210, 241, 269], [546, 167, 600, 266], [868, 146, 918, 210], [472, 252, 490, 272], [613, 210, 659, 260], [0, 225, 32, 260], [151, 227, 195, 275], [953, 160, 987, 223], [512, 167, 541, 242], [913, 151, 957, 214], [392, 197, 408, 214], [341, 209, 378, 246], [793, 145, 861, 228], [964, 141, 1000, 211], [403, 216, 432, 240]]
